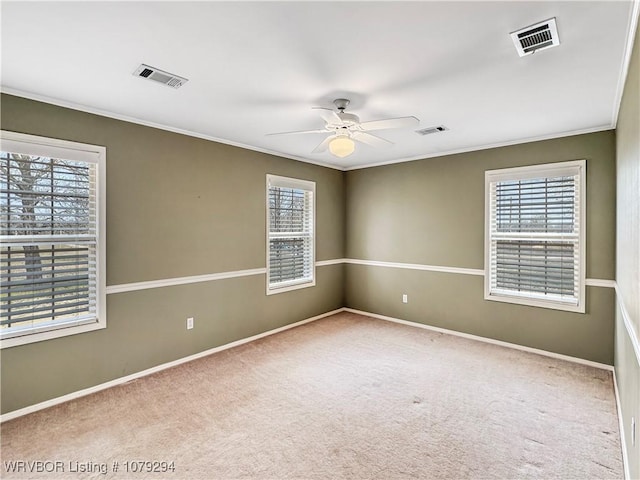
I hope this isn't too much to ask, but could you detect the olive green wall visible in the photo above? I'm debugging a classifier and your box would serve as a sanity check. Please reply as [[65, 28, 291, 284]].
[[615, 18, 640, 479], [345, 131, 617, 365], [0, 91, 624, 421], [0, 94, 345, 414]]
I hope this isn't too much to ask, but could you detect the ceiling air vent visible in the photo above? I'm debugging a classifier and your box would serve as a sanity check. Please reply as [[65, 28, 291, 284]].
[[416, 125, 448, 136], [510, 18, 560, 57], [133, 64, 188, 89]]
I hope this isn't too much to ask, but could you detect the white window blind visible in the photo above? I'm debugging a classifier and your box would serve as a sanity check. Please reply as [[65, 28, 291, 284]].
[[266, 175, 315, 293], [0, 132, 106, 346], [485, 161, 585, 312]]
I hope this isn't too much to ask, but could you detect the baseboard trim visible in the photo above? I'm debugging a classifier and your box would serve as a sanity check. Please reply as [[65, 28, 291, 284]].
[[2, 305, 619, 422], [344, 308, 614, 371], [612, 369, 630, 480], [0, 308, 343, 423]]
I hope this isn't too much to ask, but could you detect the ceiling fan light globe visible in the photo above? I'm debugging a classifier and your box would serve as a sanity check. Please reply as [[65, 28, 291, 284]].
[[329, 137, 355, 158]]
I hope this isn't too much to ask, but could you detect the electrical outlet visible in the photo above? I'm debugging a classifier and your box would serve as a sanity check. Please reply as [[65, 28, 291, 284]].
[[402, 294, 408, 304], [187, 317, 194, 330], [632, 416, 636, 446]]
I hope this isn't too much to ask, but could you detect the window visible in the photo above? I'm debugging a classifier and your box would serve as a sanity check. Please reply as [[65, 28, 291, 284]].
[[266, 175, 315, 294], [1, 131, 106, 348], [485, 160, 585, 312]]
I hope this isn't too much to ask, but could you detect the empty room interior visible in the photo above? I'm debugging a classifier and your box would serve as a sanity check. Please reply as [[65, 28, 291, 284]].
[[1, 1, 639, 479]]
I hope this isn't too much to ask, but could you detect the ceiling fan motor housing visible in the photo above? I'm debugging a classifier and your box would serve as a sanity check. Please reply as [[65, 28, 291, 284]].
[[333, 98, 351, 111], [332, 99, 361, 128], [336, 112, 360, 126]]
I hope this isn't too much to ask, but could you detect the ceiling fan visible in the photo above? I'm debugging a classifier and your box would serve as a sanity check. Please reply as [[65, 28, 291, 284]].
[[267, 99, 419, 158]]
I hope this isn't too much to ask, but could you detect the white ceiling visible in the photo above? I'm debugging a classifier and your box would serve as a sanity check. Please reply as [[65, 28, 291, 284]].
[[1, 1, 637, 170]]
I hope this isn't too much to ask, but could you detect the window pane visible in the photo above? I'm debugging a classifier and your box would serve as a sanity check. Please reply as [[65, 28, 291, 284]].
[[495, 177, 575, 233], [1, 243, 95, 329], [1, 153, 95, 237], [486, 162, 584, 311], [269, 187, 310, 233], [266, 176, 315, 292], [0, 150, 98, 335], [493, 240, 576, 298], [268, 238, 313, 284]]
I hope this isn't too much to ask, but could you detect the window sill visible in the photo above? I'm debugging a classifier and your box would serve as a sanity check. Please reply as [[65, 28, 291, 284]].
[[484, 292, 585, 313], [266, 279, 316, 295], [0, 319, 106, 349]]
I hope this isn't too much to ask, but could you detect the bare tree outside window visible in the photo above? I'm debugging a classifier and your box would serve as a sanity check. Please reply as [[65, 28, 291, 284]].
[[267, 175, 315, 292], [1, 152, 94, 330], [269, 186, 309, 283]]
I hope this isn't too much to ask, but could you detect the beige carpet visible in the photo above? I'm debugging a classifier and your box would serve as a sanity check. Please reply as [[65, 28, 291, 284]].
[[1, 312, 623, 479]]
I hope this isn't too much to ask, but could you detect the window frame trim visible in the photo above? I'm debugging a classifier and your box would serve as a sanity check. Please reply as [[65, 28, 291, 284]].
[[484, 160, 586, 313], [0, 131, 107, 348], [265, 174, 316, 295]]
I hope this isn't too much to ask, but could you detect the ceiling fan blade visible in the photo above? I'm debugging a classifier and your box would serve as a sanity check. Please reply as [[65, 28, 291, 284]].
[[359, 116, 419, 131], [266, 128, 328, 136], [312, 107, 342, 125], [311, 136, 333, 153], [352, 131, 393, 148]]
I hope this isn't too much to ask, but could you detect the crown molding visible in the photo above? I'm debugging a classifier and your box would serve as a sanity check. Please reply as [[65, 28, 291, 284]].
[[0, 87, 346, 171]]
